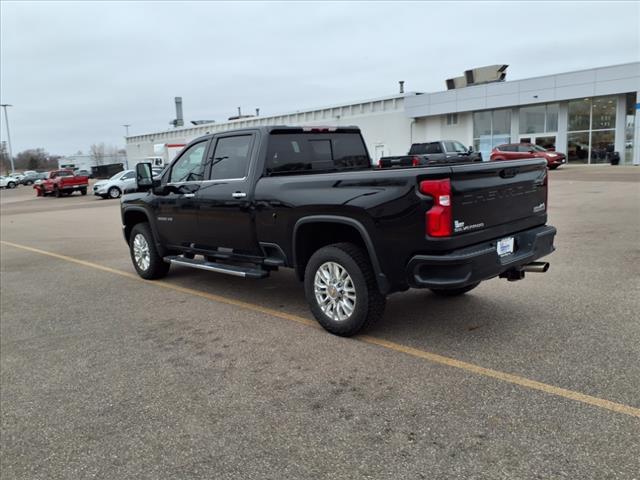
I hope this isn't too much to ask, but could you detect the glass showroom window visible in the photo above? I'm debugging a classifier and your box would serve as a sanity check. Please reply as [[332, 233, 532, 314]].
[[567, 95, 617, 164], [625, 93, 636, 164], [473, 109, 511, 159], [520, 103, 559, 134]]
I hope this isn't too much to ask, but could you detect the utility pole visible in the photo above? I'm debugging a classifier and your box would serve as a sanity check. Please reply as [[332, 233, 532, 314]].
[[1, 104, 15, 174]]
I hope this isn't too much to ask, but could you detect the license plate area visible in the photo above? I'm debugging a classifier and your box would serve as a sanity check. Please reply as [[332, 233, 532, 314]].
[[497, 237, 514, 256]]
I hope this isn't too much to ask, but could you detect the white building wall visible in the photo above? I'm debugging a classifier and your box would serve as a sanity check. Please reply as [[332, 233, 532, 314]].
[[126, 96, 413, 164], [412, 112, 474, 147]]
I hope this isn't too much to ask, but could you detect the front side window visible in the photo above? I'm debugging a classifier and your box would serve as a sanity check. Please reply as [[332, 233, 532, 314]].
[[210, 135, 253, 180], [444, 141, 467, 153], [170, 142, 208, 183], [121, 171, 135, 180]]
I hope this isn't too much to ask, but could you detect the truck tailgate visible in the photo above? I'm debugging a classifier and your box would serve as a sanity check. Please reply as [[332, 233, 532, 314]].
[[449, 159, 547, 234]]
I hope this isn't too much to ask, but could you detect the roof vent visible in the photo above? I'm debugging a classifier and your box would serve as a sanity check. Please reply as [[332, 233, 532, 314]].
[[446, 65, 508, 90]]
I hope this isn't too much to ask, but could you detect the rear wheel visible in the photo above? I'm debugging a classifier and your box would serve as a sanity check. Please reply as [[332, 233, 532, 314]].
[[429, 282, 480, 297], [7, 181, 16, 189], [304, 242, 386, 336], [80, 187, 87, 195], [55, 187, 62, 197], [129, 223, 170, 280]]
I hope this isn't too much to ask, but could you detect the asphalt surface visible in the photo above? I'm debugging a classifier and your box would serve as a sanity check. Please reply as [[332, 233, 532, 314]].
[[1, 165, 639, 479]]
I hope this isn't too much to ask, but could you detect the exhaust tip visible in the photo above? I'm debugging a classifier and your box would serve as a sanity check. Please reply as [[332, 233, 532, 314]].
[[521, 262, 550, 273]]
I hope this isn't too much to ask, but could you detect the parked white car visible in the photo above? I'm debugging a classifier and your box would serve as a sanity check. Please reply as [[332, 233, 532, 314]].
[[0, 176, 18, 189], [93, 170, 136, 199]]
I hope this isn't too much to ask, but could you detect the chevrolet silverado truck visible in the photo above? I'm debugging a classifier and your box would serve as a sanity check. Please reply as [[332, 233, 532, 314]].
[[122, 126, 556, 336], [36, 170, 89, 197], [379, 140, 482, 168]]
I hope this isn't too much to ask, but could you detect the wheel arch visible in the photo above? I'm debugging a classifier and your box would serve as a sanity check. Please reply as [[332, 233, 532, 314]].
[[293, 215, 389, 294], [122, 207, 165, 255]]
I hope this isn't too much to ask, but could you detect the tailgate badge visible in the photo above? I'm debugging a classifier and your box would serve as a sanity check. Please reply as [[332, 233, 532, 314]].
[[533, 202, 546, 213], [500, 167, 519, 178], [454, 220, 485, 233]]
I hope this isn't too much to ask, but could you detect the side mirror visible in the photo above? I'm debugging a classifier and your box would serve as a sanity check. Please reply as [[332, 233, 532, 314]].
[[136, 163, 156, 191], [468, 146, 474, 153]]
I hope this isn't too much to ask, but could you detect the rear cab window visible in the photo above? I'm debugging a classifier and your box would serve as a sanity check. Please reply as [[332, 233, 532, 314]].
[[265, 131, 370, 176]]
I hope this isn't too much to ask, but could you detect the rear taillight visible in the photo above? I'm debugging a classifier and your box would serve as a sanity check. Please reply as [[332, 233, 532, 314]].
[[419, 179, 452, 237], [543, 170, 548, 208], [377, 158, 383, 168], [411, 156, 420, 167]]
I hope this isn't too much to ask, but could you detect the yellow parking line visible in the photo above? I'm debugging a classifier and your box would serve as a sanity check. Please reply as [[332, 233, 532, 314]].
[[2, 239, 639, 419]]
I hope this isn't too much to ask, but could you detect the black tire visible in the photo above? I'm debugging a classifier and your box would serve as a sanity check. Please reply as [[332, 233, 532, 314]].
[[108, 187, 121, 199], [80, 187, 87, 195], [304, 242, 386, 336], [7, 181, 16, 189], [430, 282, 480, 297], [129, 223, 170, 280], [548, 165, 559, 170], [55, 187, 62, 197]]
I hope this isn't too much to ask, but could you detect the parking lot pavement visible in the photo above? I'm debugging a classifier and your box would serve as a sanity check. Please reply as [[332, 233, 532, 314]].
[[1, 165, 639, 479]]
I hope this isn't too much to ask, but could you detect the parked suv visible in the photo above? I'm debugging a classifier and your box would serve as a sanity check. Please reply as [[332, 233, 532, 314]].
[[94, 169, 137, 199], [490, 143, 566, 169]]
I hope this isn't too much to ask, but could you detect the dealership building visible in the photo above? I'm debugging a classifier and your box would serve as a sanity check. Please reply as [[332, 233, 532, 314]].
[[126, 62, 639, 166]]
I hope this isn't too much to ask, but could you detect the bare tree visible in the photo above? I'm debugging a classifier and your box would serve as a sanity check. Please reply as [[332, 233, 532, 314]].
[[90, 143, 106, 166]]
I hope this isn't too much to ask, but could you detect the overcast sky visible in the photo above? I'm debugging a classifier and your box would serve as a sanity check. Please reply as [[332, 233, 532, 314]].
[[1, 1, 638, 155]]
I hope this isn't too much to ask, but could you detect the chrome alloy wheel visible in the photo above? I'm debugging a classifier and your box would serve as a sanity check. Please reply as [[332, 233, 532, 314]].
[[133, 233, 150, 271], [314, 261, 356, 322]]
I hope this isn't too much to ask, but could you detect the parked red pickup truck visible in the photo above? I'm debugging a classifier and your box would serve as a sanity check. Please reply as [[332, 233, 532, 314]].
[[35, 170, 89, 197]]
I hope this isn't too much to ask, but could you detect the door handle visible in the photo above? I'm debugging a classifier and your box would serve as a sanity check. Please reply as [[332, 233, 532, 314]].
[[183, 193, 196, 198], [232, 192, 247, 199]]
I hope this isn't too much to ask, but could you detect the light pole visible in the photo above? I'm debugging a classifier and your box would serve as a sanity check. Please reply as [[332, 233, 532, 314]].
[[121, 124, 131, 169], [1, 104, 14, 174]]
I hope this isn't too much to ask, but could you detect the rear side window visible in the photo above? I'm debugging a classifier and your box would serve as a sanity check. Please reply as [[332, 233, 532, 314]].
[[265, 133, 370, 175], [410, 143, 442, 154]]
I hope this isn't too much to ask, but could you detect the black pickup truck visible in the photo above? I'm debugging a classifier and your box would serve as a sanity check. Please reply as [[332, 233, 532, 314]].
[[122, 126, 555, 336], [379, 140, 482, 168]]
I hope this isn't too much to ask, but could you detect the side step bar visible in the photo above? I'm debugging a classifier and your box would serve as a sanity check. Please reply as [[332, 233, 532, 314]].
[[164, 256, 269, 279]]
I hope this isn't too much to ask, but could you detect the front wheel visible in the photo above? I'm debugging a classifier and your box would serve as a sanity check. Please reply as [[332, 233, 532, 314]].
[[108, 187, 121, 199], [304, 243, 386, 337], [7, 181, 16, 189], [429, 282, 480, 297], [129, 223, 170, 280], [80, 187, 87, 195]]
